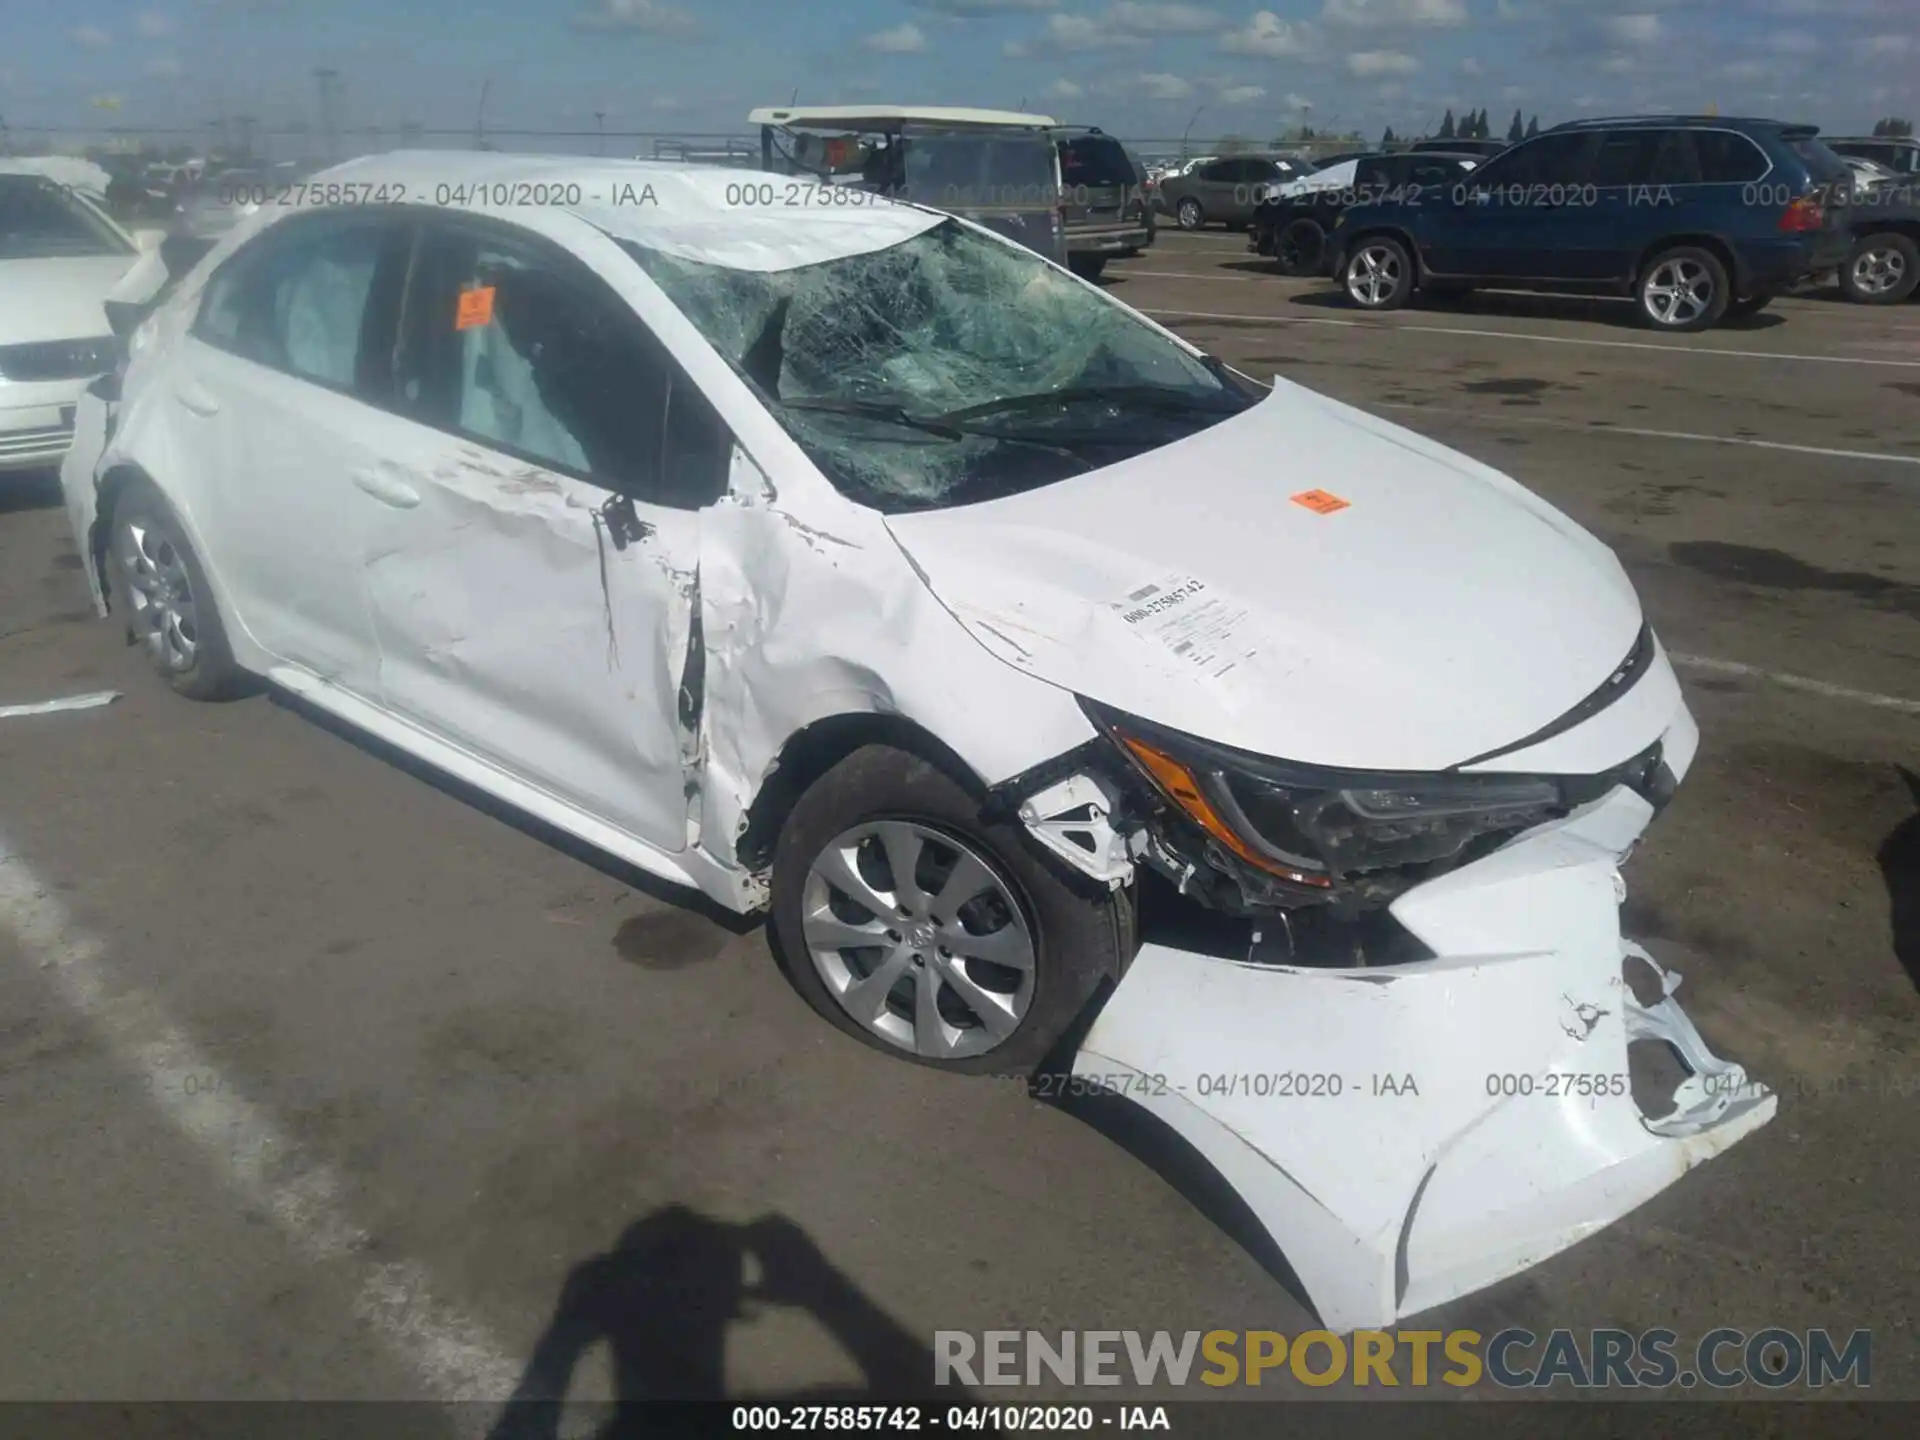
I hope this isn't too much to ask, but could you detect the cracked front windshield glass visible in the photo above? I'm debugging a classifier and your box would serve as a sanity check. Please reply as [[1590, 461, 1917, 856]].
[[621, 219, 1255, 512]]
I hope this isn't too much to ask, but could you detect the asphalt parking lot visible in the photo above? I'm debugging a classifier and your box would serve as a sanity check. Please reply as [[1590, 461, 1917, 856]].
[[1, 227, 1916, 1422]]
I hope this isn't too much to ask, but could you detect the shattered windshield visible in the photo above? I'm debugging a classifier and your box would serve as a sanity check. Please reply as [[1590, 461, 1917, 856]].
[[620, 219, 1257, 512], [0, 176, 133, 259]]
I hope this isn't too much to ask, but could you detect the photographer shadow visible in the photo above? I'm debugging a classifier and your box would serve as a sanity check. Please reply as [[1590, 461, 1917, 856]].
[[489, 1206, 990, 1439]]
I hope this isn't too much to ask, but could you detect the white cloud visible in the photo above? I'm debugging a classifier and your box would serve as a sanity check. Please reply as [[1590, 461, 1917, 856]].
[[70, 24, 113, 47], [1600, 14, 1661, 46], [863, 21, 929, 51], [1863, 33, 1911, 56], [1719, 59, 1769, 80], [1323, 0, 1465, 28], [145, 56, 185, 79], [1502, 85, 1527, 100], [1219, 11, 1311, 56], [1003, 39, 1030, 55], [1345, 49, 1418, 77], [1283, 92, 1312, 111], [1046, 76, 1084, 97], [1217, 83, 1266, 104], [1026, 13, 1145, 50], [575, 0, 698, 35], [1459, 55, 1481, 75], [136, 10, 175, 37], [1113, 2, 1219, 32], [1766, 29, 1820, 55], [1140, 70, 1195, 100], [649, 95, 685, 111], [1599, 54, 1637, 74]]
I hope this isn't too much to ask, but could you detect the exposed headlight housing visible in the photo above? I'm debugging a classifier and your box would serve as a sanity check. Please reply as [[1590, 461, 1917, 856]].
[[1082, 698, 1666, 909]]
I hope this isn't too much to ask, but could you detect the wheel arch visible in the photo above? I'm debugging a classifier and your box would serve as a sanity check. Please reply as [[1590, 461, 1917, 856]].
[[90, 462, 160, 613], [1634, 233, 1739, 290], [734, 711, 995, 872]]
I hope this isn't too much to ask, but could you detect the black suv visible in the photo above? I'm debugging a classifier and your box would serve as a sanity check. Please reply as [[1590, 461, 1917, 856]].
[[1328, 116, 1854, 331], [1250, 151, 1481, 276], [1054, 128, 1153, 280]]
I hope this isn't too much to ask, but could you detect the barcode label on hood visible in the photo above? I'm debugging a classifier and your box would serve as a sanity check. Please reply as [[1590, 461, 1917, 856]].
[[1111, 573, 1259, 682]]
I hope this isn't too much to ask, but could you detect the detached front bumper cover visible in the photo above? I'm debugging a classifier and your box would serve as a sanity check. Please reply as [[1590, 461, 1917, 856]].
[[1071, 786, 1775, 1332]]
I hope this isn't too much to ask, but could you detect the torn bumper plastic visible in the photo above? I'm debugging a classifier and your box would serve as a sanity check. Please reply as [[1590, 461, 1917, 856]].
[[1072, 786, 1774, 1333]]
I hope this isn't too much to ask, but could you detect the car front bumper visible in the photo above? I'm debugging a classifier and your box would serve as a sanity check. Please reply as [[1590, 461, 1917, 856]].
[[1071, 780, 1773, 1332], [0, 377, 89, 473]]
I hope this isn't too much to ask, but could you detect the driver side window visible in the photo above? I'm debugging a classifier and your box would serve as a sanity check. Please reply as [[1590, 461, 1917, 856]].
[[392, 219, 731, 509]]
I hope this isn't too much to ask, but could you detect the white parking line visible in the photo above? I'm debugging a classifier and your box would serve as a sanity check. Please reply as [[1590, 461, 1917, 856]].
[[1669, 655, 1920, 715], [0, 839, 522, 1415], [1373, 401, 1920, 470], [1141, 305, 1920, 367]]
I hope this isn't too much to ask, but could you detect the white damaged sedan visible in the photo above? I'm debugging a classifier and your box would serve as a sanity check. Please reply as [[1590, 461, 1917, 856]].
[[62, 152, 1772, 1333]]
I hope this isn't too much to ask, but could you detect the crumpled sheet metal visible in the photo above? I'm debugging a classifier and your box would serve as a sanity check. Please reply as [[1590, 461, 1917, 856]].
[[1073, 788, 1775, 1333]]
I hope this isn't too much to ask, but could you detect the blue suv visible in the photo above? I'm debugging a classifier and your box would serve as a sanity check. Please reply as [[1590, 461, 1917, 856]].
[[1327, 116, 1854, 331]]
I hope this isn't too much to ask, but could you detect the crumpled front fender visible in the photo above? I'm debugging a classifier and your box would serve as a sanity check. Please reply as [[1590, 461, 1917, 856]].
[[1072, 787, 1774, 1332]]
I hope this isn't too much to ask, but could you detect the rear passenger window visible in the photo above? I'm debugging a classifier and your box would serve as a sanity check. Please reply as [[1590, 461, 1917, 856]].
[[393, 221, 730, 509], [1479, 132, 1595, 188], [195, 215, 393, 390], [1646, 131, 1703, 185], [1694, 131, 1768, 183], [1589, 132, 1660, 187]]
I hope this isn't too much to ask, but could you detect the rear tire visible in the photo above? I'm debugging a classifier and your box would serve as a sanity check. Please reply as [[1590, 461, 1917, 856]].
[[1839, 232, 1918, 304], [1067, 253, 1108, 281], [1636, 245, 1729, 331], [1342, 235, 1413, 311], [106, 477, 243, 701], [1274, 218, 1326, 276], [770, 745, 1128, 1077], [1176, 198, 1205, 231]]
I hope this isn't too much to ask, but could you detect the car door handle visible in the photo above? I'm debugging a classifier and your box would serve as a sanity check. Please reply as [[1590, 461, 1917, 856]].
[[175, 384, 220, 416], [351, 468, 420, 508]]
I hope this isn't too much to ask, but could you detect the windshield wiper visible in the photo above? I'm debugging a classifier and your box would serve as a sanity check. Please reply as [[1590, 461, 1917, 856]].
[[777, 397, 967, 439], [932, 384, 1243, 425]]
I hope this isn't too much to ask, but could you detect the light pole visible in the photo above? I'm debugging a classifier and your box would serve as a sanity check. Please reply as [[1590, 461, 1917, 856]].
[[474, 78, 491, 151], [1180, 104, 1205, 160], [595, 110, 605, 155]]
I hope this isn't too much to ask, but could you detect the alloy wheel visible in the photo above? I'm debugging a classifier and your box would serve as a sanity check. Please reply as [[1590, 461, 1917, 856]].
[[800, 820, 1036, 1061], [1346, 243, 1403, 306], [1177, 199, 1203, 230], [1851, 245, 1908, 297], [1643, 257, 1715, 326], [113, 517, 200, 672]]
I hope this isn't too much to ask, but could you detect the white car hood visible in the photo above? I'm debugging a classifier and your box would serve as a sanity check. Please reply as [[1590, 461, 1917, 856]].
[[0, 255, 137, 346], [884, 380, 1644, 772]]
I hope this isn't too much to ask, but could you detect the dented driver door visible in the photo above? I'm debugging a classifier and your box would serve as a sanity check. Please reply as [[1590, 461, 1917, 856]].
[[348, 214, 732, 855]]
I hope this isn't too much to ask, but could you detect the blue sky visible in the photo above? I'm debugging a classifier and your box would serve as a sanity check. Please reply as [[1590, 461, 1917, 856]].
[[1, 0, 1912, 147]]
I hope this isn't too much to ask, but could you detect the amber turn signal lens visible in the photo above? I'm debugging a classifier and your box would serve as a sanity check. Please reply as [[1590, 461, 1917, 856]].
[[1117, 735, 1331, 888]]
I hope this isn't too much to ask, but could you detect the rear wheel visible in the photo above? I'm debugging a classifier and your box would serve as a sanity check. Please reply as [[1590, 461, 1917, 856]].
[[1176, 198, 1205, 231], [1840, 232, 1918, 304], [107, 477, 242, 700], [770, 746, 1128, 1076], [1274, 219, 1326, 276], [1066, 253, 1108, 281], [1343, 236, 1413, 311], [1637, 246, 1729, 331]]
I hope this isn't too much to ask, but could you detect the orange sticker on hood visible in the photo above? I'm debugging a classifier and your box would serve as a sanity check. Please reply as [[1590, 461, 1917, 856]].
[[1291, 488, 1350, 514], [455, 285, 495, 330]]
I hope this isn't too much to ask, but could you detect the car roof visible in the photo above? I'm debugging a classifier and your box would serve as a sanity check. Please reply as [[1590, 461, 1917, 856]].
[[1547, 115, 1808, 133], [747, 105, 1058, 132], [281, 150, 953, 273]]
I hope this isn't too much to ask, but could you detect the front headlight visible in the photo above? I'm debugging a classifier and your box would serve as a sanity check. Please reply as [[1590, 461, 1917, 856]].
[[1087, 704, 1565, 893]]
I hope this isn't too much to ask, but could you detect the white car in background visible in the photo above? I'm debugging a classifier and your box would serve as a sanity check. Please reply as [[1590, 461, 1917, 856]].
[[62, 151, 1772, 1334], [0, 163, 143, 473]]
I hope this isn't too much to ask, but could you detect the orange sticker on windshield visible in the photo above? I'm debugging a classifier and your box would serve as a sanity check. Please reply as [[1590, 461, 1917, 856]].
[[1291, 488, 1350, 514], [455, 285, 495, 330]]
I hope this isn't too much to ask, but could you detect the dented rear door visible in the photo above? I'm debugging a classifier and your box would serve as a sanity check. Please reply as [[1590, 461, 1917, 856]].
[[349, 213, 730, 855]]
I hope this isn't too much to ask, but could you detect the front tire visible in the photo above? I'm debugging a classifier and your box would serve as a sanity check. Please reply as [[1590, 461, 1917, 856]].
[[1343, 235, 1413, 311], [1637, 246, 1729, 331], [770, 746, 1128, 1076], [1839, 232, 1918, 304], [107, 477, 242, 700], [1176, 198, 1205, 231]]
